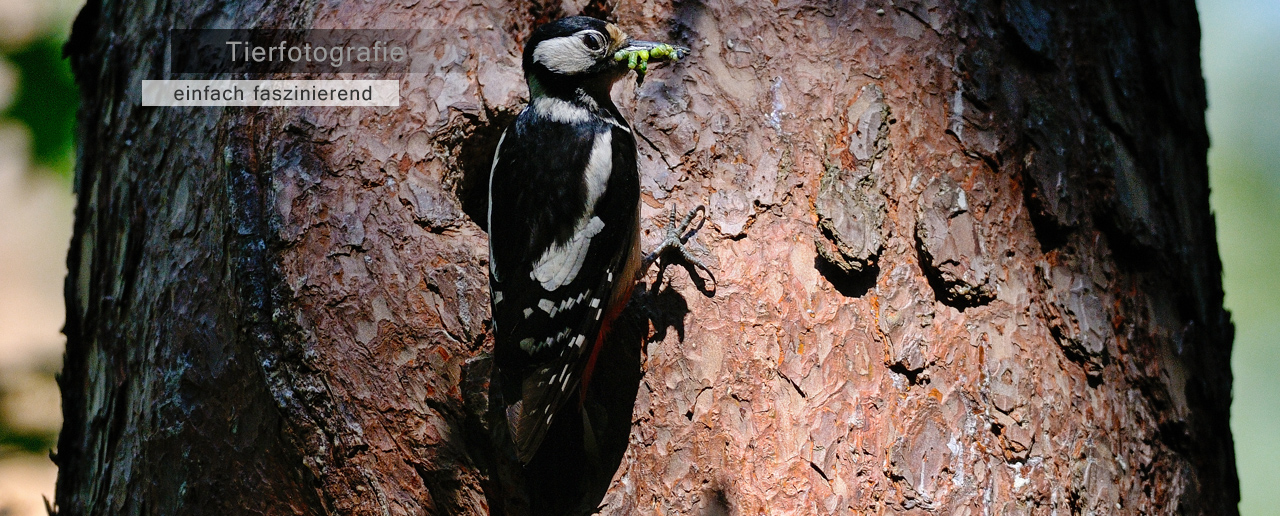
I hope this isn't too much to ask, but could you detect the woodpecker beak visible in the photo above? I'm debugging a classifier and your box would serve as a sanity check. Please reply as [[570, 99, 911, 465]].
[[612, 37, 689, 85]]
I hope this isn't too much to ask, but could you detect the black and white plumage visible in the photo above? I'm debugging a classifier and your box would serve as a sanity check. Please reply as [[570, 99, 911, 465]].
[[487, 17, 685, 464]]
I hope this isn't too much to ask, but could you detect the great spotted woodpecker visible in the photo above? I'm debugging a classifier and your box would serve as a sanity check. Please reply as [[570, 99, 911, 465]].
[[487, 16, 703, 463]]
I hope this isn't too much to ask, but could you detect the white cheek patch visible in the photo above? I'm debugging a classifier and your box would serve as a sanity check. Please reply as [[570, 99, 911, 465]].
[[533, 34, 597, 75], [532, 96, 593, 124], [530, 216, 606, 291]]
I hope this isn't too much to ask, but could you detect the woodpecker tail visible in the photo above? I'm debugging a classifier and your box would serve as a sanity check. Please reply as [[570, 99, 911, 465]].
[[510, 370, 577, 463]]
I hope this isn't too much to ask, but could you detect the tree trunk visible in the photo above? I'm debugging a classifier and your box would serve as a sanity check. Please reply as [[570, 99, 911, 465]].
[[56, 0, 1236, 514]]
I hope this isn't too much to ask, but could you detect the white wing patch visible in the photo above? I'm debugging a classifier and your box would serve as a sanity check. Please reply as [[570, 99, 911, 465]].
[[530, 216, 606, 291], [488, 129, 508, 282], [532, 33, 597, 75], [584, 131, 612, 209], [529, 126, 614, 292]]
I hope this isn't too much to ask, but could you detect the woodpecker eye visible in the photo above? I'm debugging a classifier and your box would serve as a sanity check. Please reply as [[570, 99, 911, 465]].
[[581, 32, 606, 52]]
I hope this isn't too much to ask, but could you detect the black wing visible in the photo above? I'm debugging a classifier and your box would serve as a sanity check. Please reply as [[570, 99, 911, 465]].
[[487, 109, 639, 462]]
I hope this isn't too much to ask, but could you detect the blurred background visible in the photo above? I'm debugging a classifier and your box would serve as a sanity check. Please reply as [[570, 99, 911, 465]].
[[0, 1, 1274, 514], [1201, 1, 1280, 514], [0, 0, 81, 513]]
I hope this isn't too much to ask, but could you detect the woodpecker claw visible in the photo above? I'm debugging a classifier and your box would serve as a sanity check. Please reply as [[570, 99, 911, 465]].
[[641, 205, 716, 293]]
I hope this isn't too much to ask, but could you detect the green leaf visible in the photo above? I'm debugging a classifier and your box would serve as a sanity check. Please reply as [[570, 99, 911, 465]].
[[4, 34, 79, 179]]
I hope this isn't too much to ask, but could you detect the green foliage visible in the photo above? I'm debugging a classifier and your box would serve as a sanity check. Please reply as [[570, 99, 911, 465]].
[[3, 34, 79, 179], [0, 425, 58, 457]]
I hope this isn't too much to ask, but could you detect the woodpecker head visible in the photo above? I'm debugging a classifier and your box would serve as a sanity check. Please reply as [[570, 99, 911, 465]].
[[522, 16, 688, 97]]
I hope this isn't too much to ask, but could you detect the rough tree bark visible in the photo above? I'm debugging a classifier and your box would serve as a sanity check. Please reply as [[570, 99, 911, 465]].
[[56, 0, 1235, 514]]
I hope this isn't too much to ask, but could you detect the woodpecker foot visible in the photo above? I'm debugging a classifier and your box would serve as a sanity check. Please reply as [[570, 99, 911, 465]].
[[641, 205, 716, 293]]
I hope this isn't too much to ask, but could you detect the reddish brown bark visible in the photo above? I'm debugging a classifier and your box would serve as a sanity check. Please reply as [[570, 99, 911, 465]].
[[57, 0, 1234, 514]]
